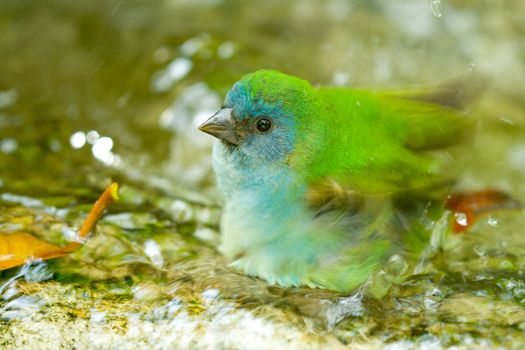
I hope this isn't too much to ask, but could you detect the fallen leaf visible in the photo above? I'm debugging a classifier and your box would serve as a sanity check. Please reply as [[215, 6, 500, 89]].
[[446, 189, 522, 233], [0, 183, 119, 271]]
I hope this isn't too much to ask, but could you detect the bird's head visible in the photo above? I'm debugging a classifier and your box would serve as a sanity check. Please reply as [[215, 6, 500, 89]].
[[199, 70, 316, 166]]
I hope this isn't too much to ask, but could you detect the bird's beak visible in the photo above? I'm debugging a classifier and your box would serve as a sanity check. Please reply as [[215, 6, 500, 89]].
[[198, 107, 239, 146]]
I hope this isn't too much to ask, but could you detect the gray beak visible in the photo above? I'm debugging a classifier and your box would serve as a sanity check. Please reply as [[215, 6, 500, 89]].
[[198, 108, 239, 145]]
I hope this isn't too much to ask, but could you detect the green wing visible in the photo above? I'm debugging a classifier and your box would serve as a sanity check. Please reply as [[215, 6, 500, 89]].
[[295, 87, 470, 196]]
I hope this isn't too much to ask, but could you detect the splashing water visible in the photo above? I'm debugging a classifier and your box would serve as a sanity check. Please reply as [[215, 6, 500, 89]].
[[431, 0, 442, 17]]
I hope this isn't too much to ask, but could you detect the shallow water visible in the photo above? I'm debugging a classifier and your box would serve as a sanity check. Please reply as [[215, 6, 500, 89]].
[[1, 0, 525, 348]]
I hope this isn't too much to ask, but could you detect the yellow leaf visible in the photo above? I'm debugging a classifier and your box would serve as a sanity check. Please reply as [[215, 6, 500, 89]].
[[0, 183, 119, 271]]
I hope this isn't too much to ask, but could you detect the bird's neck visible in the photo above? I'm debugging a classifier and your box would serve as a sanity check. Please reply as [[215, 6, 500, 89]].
[[212, 143, 308, 259]]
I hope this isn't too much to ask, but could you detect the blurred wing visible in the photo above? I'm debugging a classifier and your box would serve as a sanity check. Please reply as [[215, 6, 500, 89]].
[[383, 96, 471, 151], [304, 84, 474, 201]]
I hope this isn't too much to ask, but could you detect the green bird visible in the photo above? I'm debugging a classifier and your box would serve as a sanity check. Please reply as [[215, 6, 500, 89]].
[[199, 70, 467, 292]]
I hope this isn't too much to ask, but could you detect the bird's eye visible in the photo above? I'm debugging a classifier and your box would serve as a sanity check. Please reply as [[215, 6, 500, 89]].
[[255, 118, 272, 133]]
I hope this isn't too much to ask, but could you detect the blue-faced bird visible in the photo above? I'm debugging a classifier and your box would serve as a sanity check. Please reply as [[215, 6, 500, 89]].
[[198, 70, 468, 292]]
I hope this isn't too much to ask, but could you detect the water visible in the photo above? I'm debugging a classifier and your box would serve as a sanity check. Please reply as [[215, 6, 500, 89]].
[[1, 0, 525, 348]]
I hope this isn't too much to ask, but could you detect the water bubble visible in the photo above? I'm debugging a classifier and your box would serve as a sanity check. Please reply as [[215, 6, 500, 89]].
[[430, 0, 442, 18], [487, 216, 500, 227], [86, 130, 100, 144], [151, 57, 193, 92], [92, 136, 119, 166], [69, 131, 86, 149], [454, 212, 468, 227], [0, 138, 17, 154], [217, 41, 235, 59], [385, 254, 408, 276], [92, 137, 113, 159]]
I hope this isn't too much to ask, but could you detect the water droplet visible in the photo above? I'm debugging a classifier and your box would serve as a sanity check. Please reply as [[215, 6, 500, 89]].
[[92, 136, 120, 166], [170, 200, 194, 222], [86, 130, 100, 144], [151, 57, 193, 92], [487, 216, 500, 227], [69, 131, 86, 149], [473, 245, 486, 257], [217, 41, 235, 59], [144, 239, 164, 268], [0, 138, 17, 154], [430, 0, 442, 18], [454, 212, 468, 227], [385, 254, 408, 276]]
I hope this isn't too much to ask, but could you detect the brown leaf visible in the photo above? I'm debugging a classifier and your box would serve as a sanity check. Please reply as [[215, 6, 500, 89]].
[[445, 189, 522, 233], [0, 183, 119, 271]]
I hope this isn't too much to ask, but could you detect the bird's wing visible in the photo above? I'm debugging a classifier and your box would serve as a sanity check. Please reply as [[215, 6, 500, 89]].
[[378, 95, 471, 151], [297, 86, 471, 204]]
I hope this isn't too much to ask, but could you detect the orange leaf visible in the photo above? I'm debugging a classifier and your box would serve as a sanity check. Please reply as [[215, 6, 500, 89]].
[[446, 189, 522, 233], [0, 183, 119, 271]]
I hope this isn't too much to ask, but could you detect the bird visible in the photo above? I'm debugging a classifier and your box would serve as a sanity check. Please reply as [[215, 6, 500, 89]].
[[198, 69, 469, 292]]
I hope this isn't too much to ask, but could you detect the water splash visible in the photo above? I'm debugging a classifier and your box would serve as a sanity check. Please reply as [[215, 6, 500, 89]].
[[144, 239, 164, 268], [0, 295, 41, 320], [90, 308, 107, 324], [151, 57, 193, 92], [201, 288, 220, 304], [21, 260, 54, 283], [430, 0, 442, 18], [1, 260, 53, 298], [324, 292, 364, 329]]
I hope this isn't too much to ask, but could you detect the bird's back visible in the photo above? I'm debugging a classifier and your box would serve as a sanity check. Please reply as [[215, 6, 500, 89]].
[[293, 87, 469, 195]]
